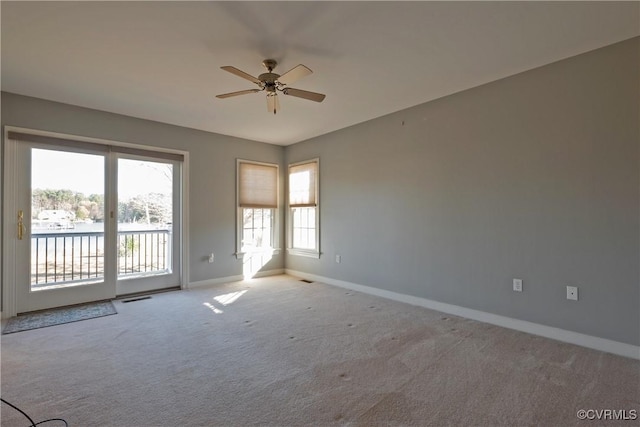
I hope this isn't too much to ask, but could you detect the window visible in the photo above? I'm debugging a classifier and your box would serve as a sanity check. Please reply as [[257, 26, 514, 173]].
[[237, 160, 278, 257], [288, 159, 319, 258], [242, 208, 272, 250]]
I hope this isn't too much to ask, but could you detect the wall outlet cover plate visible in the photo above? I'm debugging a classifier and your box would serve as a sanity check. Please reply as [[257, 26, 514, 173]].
[[513, 279, 523, 292], [566, 286, 578, 301]]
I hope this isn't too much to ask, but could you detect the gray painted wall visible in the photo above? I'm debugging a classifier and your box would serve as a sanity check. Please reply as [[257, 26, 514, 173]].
[[1, 92, 286, 289], [286, 38, 640, 346]]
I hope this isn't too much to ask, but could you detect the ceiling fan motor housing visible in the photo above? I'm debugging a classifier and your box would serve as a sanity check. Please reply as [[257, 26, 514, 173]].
[[258, 72, 280, 92], [260, 59, 280, 92]]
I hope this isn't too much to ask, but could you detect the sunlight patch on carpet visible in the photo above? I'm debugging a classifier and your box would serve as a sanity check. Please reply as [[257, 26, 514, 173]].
[[2, 301, 117, 334], [214, 290, 247, 306]]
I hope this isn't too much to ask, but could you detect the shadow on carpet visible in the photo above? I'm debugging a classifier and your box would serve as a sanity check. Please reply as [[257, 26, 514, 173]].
[[2, 301, 117, 334]]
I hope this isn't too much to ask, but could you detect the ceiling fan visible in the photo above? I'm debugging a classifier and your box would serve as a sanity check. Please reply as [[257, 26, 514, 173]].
[[216, 59, 326, 114]]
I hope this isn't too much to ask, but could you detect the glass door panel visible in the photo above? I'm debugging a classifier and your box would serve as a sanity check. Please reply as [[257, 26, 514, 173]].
[[116, 157, 180, 295], [31, 149, 106, 290]]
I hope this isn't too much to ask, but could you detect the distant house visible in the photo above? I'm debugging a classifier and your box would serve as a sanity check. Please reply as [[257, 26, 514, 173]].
[[37, 210, 75, 221], [36, 210, 76, 229]]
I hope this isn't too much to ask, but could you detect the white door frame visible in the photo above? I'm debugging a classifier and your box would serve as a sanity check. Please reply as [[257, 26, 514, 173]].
[[2, 126, 190, 318]]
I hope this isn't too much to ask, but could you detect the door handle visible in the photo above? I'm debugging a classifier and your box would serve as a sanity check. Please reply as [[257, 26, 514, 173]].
[[17, 210, 26, 240]]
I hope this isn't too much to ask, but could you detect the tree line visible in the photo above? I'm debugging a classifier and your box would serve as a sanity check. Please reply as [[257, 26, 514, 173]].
[[32, 188, 171, 224]]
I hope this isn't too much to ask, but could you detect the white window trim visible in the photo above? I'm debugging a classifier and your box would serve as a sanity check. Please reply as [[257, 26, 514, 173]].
[[287, 158, 320, 258], [235, 159, 280, 260]]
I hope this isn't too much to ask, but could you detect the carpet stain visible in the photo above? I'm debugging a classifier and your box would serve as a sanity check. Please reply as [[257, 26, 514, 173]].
[[338, 373, 352, 381]]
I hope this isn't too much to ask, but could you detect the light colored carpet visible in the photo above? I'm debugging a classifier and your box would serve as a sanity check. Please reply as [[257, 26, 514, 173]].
[[2, 301, 117, 334], [1, 275, 638, 426]]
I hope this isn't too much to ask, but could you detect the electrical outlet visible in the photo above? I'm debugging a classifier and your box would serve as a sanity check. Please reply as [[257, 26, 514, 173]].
[[335, 254, 341, 264], [513, 279, 523, 292], [566, 286, 578, 301]]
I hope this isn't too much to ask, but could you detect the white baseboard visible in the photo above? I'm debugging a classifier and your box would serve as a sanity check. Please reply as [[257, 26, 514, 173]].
[[188, 275, 244, 289], [251, 268, 285, 279], [286, 269, 640, 360], [188, 269, 285, 289]]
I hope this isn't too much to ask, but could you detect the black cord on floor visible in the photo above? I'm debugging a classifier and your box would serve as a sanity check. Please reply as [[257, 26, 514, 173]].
[[1, 397, 69, 427], [0, 397, 35, 425], [32, 418, 69, 427]]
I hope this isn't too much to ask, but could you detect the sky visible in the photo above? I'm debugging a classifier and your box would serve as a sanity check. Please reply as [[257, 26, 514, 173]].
[[32, 149, 172, 200]]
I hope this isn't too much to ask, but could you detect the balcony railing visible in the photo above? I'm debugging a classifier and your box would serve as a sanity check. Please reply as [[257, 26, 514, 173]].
[[31, 229, 171, 289]]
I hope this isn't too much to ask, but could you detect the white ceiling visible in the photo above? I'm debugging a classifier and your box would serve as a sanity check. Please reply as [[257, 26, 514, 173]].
[[2, 1, 638, 146]]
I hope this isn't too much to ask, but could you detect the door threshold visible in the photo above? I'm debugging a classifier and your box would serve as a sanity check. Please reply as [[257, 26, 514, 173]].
[[115, 286, 180, 300]]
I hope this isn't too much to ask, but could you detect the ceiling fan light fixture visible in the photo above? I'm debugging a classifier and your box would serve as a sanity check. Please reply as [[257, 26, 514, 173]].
[[266, 93, 279, 115]]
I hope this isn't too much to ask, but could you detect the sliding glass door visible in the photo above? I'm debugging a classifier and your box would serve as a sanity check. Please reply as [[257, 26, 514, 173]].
[[8, 132, 183, 313]]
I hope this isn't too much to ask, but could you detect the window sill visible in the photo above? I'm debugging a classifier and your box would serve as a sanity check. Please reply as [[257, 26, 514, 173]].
[[235, 248, 281, 260], [287, 248, 320, 259]]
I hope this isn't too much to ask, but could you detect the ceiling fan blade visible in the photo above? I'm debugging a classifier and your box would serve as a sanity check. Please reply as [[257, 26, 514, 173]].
[[283, 87, 326, 103], [277, 64, 312, 85], [216, 89, 261, 99], [220, 66, 262, 85], [267, 93, 280, 114]]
